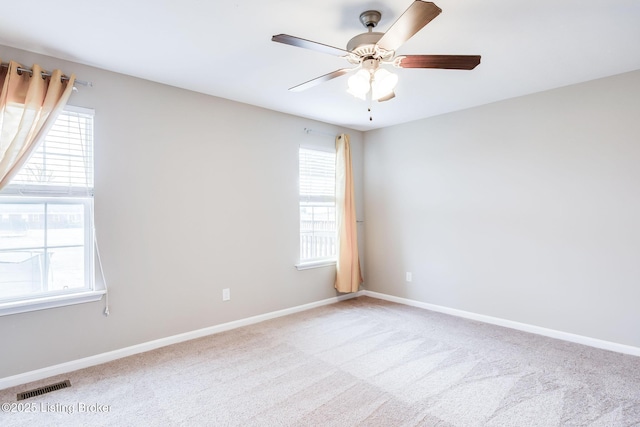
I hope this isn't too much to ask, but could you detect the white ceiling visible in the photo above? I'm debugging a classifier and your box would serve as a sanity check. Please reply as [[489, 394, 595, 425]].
[[1, 0, 639, 131]]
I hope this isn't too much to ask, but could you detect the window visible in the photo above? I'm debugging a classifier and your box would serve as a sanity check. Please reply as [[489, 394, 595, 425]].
[[298, 146, 336, 267], [0, 106, 100, 315]]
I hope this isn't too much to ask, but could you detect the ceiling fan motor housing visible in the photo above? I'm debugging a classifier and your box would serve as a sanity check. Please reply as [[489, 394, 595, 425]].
[[347, 32, 384, 56]]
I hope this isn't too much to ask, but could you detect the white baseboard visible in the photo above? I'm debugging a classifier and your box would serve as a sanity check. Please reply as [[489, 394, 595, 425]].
[[362, 290, 640, 357], [0, 291, 364, 391], [7, 289, 633, 391]]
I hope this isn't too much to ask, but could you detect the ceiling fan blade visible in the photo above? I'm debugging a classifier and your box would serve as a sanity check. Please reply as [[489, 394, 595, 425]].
[[376, 1, 442, 52], [289, 68, 354, 92], [395, 55, 481, 70], [272, 34, 352, 57]]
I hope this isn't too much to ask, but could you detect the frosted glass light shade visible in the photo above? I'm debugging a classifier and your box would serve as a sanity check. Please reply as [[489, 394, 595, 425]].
[[347, 69, 371, 100], [371, 68, 398, 101]]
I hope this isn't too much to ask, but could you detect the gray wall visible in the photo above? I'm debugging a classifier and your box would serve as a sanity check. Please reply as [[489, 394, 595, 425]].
[[0, 45, 364, 378], [364, 70, 640, 348]]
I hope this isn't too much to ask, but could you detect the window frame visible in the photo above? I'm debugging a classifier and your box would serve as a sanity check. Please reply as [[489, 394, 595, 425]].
[[296, 144, 337, 270], [0, 106, 103, 316]]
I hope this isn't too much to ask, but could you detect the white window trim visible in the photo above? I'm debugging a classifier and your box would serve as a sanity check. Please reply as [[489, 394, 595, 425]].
[[0, 289, 105, 316], [0, 105, 97, 316], [295, 259, 336, 271]]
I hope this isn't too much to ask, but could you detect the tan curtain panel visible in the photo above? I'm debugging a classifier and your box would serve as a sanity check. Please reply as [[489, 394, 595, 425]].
[[334, 133, 363, 293], [0, 60, 75, 190]]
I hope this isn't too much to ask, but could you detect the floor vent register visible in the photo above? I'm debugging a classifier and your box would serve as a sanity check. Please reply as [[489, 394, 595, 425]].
[[17, 380, 71, 401]]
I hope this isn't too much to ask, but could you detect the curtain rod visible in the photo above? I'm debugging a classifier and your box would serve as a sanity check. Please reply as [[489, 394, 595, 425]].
[[304, 127, 337, 138], [0, 62, 92, 87]]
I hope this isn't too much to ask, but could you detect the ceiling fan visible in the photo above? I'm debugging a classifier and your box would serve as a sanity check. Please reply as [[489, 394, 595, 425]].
[[272, 0, 481, 103]]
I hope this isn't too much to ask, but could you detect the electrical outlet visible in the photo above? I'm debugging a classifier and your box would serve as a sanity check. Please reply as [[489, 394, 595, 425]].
[[406, 272, 412, 282], [222, 288, 231, 301]]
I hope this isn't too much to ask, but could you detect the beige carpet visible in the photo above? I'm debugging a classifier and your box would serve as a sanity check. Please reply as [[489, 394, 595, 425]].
[[1, 296, 639, 426]]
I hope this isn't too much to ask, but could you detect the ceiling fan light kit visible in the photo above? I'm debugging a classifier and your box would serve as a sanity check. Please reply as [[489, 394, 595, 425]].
[[347, 58, 399, 101], [347, 70, 371, 100], [371, 68, 399, 100], [272, 0, 481, 115]]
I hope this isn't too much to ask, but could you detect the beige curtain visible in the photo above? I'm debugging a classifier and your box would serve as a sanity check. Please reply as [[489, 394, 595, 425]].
[[335, 133, 363, 293], [0, 60, 75, 190]]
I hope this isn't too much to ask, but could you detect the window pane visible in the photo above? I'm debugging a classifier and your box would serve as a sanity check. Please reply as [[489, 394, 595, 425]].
[[48, 246, 85, 291], [0, 203, 45, 250], [300, 204, 337, 261], [0, 246, 85, 299], [0, 202, 87, 299], [47, 204, 85, 247], [299, 147, 337, 262], [0, 250, 51, 298]]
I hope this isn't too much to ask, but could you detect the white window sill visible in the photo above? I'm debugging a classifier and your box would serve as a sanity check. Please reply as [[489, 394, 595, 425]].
[[295, 260, 336, 270], [0, 290, 106, 317]]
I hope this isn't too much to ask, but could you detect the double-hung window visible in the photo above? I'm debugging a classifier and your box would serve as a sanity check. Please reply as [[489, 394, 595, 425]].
[[0, 106, 99, 315], [298, 146, 337, 268]]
